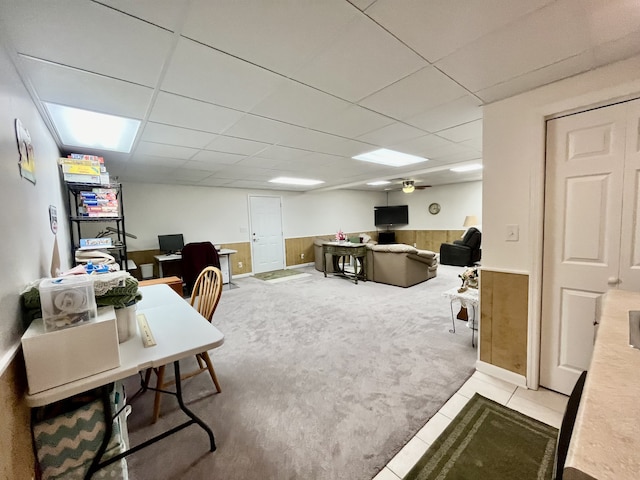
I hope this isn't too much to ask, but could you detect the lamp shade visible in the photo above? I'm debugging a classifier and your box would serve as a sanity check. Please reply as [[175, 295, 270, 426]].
[[463, 215, 479, 227]]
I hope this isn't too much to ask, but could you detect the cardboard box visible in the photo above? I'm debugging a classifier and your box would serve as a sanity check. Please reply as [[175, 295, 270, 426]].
[[21, 306, 121, 394], [63, 173, 102, 184]]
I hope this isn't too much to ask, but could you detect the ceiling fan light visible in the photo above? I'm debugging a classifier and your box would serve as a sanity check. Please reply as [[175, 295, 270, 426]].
[[402, 180, 415, 193]]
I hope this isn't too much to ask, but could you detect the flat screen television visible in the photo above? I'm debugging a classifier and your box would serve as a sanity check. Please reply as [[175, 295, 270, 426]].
[[158, 233, 184, 254], [374, 205, 409, 227]]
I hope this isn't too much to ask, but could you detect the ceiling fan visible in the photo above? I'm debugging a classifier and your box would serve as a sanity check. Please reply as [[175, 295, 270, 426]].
[[400, 179, 431, 193]]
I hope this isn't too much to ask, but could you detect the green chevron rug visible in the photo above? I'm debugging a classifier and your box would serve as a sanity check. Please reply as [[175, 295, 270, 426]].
[[405, 394, 558, 480]]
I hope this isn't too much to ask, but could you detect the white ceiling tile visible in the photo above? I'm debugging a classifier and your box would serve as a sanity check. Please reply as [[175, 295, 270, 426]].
[[359, 66, 469, 120], [406, 95, 483, 133], [127, 154, 185, 168], [356, 122, 427, 146], [367, 0, 554, 62], [213, 165, 278, 180], [166, 168, 214, 182], [191, 150, 245, 165], [204, 136, 270, 156], [182, 0, 358, 77], [225, 114, 312, 144], [460, 138, 483, 151], [322, 139, 380, 158], [435, 1, 592, 93], [95, 0, 191, 31], [292, 16, 426, 102], [179, 160, 224, 173], [1, 0, 173, 86], [134, 141, 199, 160], [277, 128, 350, 154], [140, 122, 217, 149], [254, 145, 310, 161], [236, 156, 286, 169], [348, 0, 376, 11], [593, 28, 640, 66], [250, 79, 349, 127], [149, 92, 244, 133], [197, 176, 236, 187], [474, 50, 594, 103], [162, 38, 285, 112], [390, 134, 453, 157], [437, 120, 483, 143], [582, 0, 640, 45], [18, 56, 152, 119], [308, 104, 394, 138]]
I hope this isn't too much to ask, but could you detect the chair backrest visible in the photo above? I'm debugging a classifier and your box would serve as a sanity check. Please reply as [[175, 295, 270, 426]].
[[189, 266, 223, 322], [553, 370, 588, 480], [461, 227, 482, 250], [181, 242, 221, 293]]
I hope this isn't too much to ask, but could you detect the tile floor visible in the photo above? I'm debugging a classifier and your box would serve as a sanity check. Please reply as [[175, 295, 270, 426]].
[[373, 370, 569, 480]]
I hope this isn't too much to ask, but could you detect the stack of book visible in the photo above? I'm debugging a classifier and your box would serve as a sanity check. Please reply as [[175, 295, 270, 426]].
[[78, 188, 119, 217], [59, 154, 109, 185]]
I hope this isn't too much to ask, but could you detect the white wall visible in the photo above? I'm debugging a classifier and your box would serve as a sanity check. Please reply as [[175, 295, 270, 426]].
[[122, 182, 389, 250], [388, 181, 482, 230], [0, 45, 68, 367], [483, 53, 640, 385]]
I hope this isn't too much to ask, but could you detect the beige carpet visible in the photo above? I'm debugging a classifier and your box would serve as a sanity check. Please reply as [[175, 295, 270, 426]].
[[124, 264, 475, 480]]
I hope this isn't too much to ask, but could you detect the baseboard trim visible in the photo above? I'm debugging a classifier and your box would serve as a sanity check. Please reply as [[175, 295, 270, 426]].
[[475, 360, 527, 388]]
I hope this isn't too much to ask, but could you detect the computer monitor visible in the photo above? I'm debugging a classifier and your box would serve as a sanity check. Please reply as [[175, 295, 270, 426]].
[[158, 234, 184, 254]]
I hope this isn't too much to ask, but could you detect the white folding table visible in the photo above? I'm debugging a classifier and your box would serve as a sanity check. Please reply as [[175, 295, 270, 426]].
[[25, 284, 225, 479]]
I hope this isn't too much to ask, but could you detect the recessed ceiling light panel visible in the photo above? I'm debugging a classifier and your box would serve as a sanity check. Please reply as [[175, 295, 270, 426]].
[[353, 148, 428, 167], [44, 102, 141, 153], [366, 180, 392, 186], [269, 177, 324, 186]]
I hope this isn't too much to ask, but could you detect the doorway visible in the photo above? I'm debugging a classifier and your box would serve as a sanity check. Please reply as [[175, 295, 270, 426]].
[[249, 195, 285, 274], [540, 98, 640, 394]]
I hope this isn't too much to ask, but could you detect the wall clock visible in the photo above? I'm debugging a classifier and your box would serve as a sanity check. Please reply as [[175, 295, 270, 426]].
[[428, 202, 441, 215]]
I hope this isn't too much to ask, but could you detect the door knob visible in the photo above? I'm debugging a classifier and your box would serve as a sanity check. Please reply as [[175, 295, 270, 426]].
[[607, 277, 620, 285]]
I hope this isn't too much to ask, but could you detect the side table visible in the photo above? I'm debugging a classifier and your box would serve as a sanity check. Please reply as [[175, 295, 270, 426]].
[[442, 287, 479, 347]]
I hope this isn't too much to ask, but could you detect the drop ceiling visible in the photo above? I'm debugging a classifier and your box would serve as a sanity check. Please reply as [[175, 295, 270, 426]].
[[1, 0, 639, 191]]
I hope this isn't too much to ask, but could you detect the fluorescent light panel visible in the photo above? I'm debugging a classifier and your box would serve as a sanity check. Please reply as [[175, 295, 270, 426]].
[[269, 177, 324, 186], [44, 102, 140, 153], [353, 148, 428, 167], [450, 164, 483, 172], [366, 180, 391, 186]]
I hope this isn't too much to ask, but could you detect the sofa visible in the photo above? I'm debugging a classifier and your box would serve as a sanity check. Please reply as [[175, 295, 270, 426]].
[[365, 244, 438, 288]]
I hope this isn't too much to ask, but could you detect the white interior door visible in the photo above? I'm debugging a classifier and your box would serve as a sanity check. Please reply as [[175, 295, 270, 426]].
[[540, 103, 627, 395], [249, 195, 284, 274], [619, 101, 640, 292]]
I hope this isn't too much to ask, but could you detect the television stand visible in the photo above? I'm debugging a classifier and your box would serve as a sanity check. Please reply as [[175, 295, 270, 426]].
[[378, 231, 396, 245]]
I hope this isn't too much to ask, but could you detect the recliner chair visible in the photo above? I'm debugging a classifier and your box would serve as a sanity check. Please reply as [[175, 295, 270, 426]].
[[181, 241, 221, 295], [440, 227, 481, 266]]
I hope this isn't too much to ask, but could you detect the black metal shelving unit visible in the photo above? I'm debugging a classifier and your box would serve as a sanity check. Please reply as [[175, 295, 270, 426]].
[[65, 182, 129, 271]]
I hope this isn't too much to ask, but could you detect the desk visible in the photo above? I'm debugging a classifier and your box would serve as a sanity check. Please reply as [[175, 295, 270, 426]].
[[442, 287, 479, 347], [154, 249, 237, 284], [26, 284, 225, 479], [322, 242, 367, 284]]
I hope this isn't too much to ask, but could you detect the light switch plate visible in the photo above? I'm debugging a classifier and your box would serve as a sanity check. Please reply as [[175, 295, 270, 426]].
[[506, 224, 519, 242]]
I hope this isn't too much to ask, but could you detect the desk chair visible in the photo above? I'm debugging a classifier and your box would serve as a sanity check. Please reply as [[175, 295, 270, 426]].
[[181, 241, 221, 296], [146, 267, 223, 423]]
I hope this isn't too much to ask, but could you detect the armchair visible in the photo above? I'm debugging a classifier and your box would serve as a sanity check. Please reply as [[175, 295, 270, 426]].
[[440, 227, 481, 267]]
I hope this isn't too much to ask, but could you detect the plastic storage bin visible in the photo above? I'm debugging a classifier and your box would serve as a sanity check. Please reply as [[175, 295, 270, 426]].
[[39, 275, 97, 332]]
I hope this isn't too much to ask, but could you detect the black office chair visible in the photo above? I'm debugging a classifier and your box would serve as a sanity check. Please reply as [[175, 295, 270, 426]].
[[181, 242, 221, 296], [553, 370, 588, 480]]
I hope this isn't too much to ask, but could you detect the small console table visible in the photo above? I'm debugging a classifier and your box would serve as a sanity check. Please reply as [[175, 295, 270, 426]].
[[323, 242, 367, 284], [443, 287, 479, 347]]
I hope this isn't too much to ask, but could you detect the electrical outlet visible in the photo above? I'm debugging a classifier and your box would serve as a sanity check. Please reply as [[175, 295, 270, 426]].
[[238, 261, 243, 269], [301, 253, 305, 259]]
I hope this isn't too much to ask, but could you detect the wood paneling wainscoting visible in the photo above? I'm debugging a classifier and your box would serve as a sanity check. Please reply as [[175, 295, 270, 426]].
[[0, 352, 35, 479], [480, 270, 529, 376], [285, 230, 465, 267], [128, 242, 252, 279]]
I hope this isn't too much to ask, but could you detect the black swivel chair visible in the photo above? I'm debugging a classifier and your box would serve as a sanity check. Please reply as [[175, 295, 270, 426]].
[[553, 370, 588, 480], [439, 227, 482, 266]]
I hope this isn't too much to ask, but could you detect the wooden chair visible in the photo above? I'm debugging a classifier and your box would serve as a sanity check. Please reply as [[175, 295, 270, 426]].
[[146, 266, 223, 423]]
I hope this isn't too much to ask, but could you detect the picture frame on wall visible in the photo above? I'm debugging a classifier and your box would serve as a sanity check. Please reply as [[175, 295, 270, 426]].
[[15, 118, 36, 184]]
